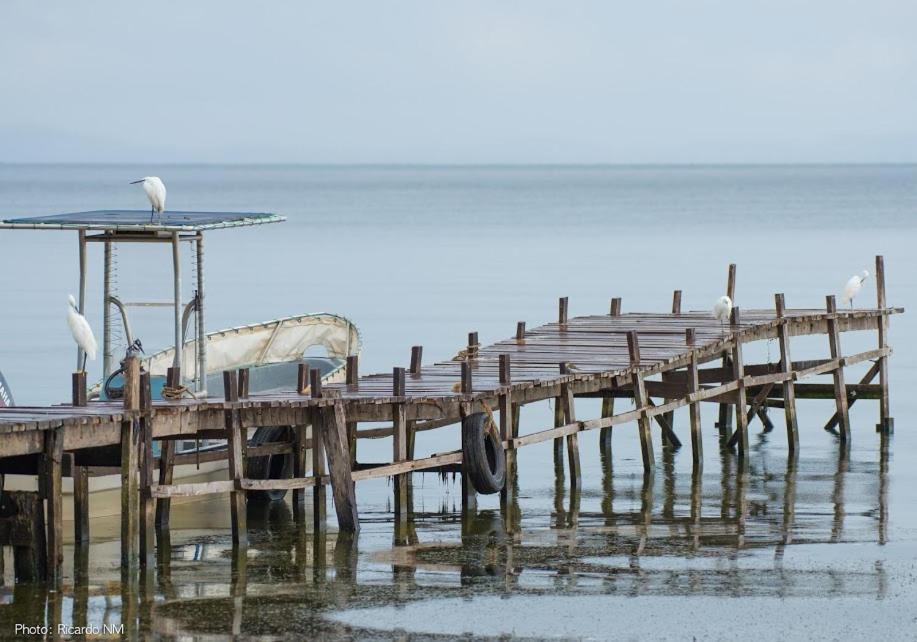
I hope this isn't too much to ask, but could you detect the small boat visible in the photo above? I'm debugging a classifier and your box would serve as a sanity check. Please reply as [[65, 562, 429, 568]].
[[0, 208, 361, 517]]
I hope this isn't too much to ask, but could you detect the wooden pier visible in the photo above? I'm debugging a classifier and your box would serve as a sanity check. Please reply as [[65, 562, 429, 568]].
[[0, 257, 901, 583]]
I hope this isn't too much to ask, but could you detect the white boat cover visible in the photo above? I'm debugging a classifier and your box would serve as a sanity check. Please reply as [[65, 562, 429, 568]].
[[144, 313, 361, 378]]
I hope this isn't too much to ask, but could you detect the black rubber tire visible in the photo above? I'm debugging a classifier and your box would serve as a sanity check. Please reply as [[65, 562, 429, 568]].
[[461, 413, 505, 494], [246, 426, 293, 502]]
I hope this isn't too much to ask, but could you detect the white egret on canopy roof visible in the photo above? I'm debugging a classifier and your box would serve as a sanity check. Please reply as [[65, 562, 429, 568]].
[[67, 294, 97, 372], [130, 176, 167, 223], [841, 270, 869, 309]]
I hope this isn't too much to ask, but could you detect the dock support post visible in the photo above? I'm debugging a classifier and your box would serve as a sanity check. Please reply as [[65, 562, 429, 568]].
[[322, 401, 360, 534], [223, 370, 248, 547], [665, 291, 682, 433], [559, 363, 581, 488], [138, 372, 155, 569], [686, 329, 703, 470], [72, 457, 89, 544], [392, 367, 409, 524], [730, 308, 749, 460], [599, 396, 614, 456], [552, 393, 565, 478], [292, 408, 309, 524], [825, 296, 850, 444], [875, 255, 894, 433], [499, 354, 515, 513], [311, 369, 327, 531], [628, 331, 654, 473], [43, 427, 63, 583], [717, 264, 737, 434], [155, 368, 180, 531], [346, 355, 359, 464], [407, 347, 422, 459], [460, 364, 477, 513], [120, 356, 140, 575], [775, 294, 799, 454]]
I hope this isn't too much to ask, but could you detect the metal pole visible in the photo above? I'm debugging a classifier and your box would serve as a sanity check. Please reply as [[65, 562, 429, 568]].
[[171, 232, 182, 374], [76, 230, 87, 371], [102, 239, 113, 379], [195, 236, 207, 394]]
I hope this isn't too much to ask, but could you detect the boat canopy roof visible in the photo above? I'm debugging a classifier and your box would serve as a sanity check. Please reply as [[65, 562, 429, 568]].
[[0, 210, 284, 232], [144, 313, 362, 378]]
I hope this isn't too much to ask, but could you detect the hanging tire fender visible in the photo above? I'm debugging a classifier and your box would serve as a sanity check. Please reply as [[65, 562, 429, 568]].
[[461, 412, 505, 494]]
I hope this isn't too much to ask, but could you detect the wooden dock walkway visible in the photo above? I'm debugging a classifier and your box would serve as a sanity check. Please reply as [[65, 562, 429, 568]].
[[0, 258, 902, 584]]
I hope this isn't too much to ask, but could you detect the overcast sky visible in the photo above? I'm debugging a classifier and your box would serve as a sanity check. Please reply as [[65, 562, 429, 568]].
[[1, 1, 915, 164]]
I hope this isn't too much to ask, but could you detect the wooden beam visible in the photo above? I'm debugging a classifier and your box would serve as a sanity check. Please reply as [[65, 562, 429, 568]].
[[775, 294, 798, 453], [138, 372, 155, 569], [686, 336, 702, 470], [392, 368, 409, 523], [311, 370, 327, 531], [322, 402, 360, 533], [43, 427, 63, 583], [629, 331, 654, 472]]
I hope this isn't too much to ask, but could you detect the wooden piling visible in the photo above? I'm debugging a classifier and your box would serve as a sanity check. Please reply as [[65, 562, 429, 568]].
[[223, 370, 247, 547], [311, 368, 327, 530], [237, 368, 250, 399], [717, 264, 737, 433], [138, 372, 155, 568], [297, 363, 309, 394], [875, 255, 893, 433], [155, 368, 180, 530], [392, 367, 409, 522], [516, 322, 526, 342], [825, 296, 850, 443], [292, 408, 309, 524], [730, 307, 750, 459], [775, 294, 799, 453], [559, 363, 581, 488], [407, 347, 422, 458], [610, 297, 622, 316], [467, 331, 479, 360], [71, 372, 87, 407], [599, 396, 614, 456], [499, 354, 515, 510], [671, 290, 682, 315], [685, 329, 702, 469], [72, 456, 89, 544], [346, 355, 359, 463], [559, 297, 568, 325], [552, 390, 565, 478], [43, 427, 63, 582], [628, 331, 654, 472], [120, 356, 140, 574]]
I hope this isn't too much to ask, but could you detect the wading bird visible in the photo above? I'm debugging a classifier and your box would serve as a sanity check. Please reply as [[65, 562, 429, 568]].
[[130, 176, 167, 223], [67, 295, 97, 372], [713, 295, 733, 324], [841, 270, 869, 309]]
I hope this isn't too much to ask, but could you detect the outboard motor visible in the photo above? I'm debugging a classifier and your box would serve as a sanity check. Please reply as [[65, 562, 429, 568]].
[[0, 370, 13, 408]]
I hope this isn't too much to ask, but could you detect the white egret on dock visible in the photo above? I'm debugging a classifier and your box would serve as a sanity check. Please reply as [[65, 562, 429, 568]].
[[130, 176, 167, 223], [67, 295, 97, 372], [713, 295, 733, 324], [841, 270, 869, 309]]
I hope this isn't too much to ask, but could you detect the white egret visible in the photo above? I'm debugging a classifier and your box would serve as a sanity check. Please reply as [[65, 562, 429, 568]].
[[67, 295, 97, 372], [130, 176, 167, 223], [713, 295, 733, 324], [841, 270, 869, 309]]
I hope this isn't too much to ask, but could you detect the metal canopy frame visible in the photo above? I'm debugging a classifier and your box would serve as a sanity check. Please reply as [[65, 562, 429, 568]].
[[1, 210, 285, 397]]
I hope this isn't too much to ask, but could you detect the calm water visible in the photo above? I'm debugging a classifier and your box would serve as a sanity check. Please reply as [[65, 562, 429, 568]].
[[0, 165, 915, 640]]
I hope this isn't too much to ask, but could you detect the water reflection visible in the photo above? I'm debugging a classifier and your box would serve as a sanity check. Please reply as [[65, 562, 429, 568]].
[[0, 442, 896, 639]]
